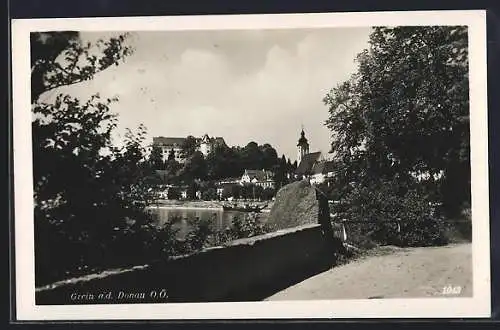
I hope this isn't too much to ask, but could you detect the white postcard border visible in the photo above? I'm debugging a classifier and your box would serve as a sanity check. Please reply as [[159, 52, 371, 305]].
[[12, 10, 490, 320]]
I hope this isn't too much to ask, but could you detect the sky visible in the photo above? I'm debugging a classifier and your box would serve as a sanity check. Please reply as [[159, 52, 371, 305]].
[[43, 28, 372, 162]]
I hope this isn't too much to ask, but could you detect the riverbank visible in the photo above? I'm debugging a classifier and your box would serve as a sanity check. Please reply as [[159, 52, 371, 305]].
[[149, 199, 273, 210]]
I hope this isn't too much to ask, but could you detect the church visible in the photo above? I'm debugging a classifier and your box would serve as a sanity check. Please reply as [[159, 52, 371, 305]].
[[294, 129, 335, 184]]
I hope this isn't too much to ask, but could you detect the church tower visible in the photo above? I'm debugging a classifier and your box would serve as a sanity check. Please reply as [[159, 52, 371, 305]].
[[297, 128, 310, 164]]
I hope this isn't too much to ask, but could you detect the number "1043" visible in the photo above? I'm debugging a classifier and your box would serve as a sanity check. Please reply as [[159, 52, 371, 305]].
[[442, 285, 462, 295]]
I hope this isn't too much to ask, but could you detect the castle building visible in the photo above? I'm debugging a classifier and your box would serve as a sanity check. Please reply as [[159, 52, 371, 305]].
[[152, 137, 186, 163], [152, 135, 226, 163], [199, 134, 226, 156]]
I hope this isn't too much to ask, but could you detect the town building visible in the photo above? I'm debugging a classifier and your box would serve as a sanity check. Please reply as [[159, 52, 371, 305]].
[[295, 151, 323, 179], [294, 129, 335, 184], [240, 169, 275, 189], [309, 160, 336, 186], [297, 128, 310, 164], [152, 134, 226, 163]]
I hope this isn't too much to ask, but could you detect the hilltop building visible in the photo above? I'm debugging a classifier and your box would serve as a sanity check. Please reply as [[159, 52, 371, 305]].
[[152, 134, 226, 163], [152, 137, 186, 163]]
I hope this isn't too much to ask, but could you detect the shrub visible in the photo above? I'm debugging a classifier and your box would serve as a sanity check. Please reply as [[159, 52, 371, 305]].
[[230, 213, 274, 239], [184, 216, 214, 253], [332, 179, 448, 247], [201, 187, 218, 201], [184, 213, 277, 248]]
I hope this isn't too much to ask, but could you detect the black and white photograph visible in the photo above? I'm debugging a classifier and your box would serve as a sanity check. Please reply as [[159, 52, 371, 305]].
[[12, 11, 490, 320]]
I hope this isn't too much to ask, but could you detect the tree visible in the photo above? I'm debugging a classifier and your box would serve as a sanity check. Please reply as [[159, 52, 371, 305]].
[[273, 155, 289, 188], [31, 32, 172, 285], [31, 32, 132, 103], [201, 188, 218, 201], [286, 158, 294, 174], [253, 185, 264, 200], [181, 135, 198, 158], [260, 143, 279, 170], [240, 184, 255, 200], [240, 141, 263, 170], [324, 26, 469, 217], [206, 144, 234, 180], [185, 181, 201, 200], [149, 145, 165, 170], [262, 187, 276, 200], [231, 184, 241, 200], [165, 157, 181, 183], [167, 186, 181, 200], [180, 151, 207, 181], [221, 185, 233, 200]]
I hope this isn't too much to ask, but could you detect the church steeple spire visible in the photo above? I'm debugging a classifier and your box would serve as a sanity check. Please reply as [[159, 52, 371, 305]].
[[297, 127, 309, 164]]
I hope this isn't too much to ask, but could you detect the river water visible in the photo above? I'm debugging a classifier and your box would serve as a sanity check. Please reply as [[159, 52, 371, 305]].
[[148, 207, 269, 238]]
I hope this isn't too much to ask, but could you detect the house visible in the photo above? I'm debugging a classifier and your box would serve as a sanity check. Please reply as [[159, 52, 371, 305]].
[[215, 178, 241, 199], [152, 134, 227, 163], [295, 151, 322, 179], [240, 169, 275, 189], [216, 182, 237, 199], [310, 160, 336, 185]]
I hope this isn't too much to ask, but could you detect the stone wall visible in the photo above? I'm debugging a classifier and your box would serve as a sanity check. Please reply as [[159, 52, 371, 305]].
[[36, 223, 336, 304]]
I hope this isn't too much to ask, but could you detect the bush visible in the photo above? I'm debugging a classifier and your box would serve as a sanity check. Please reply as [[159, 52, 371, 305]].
[[333, 179, 448, 247], [184, 217, 214, 253], [230, 213, 274, 239], [167, 187, 181, 200], [182, 213, 276, 249], [201, 187, 218, 201], [262, 188, 276, 200], [441, 208, 472, 243]]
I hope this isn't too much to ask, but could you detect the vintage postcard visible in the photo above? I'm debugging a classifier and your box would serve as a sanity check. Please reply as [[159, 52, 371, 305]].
[[11, 10, 490, 320]]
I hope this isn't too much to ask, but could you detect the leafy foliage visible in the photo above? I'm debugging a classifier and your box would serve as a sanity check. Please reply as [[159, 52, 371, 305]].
[[324, 26, 470, 218], [332, 179, 447, 247], [31, 32, 181, 286], [31, 32, 133, 103], [323, 26, 470, 247], [229, 213, 274, 239], [161, 213, 276, 254], [149, 145, 165, 170]]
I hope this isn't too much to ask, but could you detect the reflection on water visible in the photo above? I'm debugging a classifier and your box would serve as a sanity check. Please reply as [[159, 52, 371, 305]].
[[148, 207, 268, 238]]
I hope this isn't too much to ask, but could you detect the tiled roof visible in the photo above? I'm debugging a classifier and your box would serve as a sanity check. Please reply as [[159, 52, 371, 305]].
[[153, 136, 186, 146], [243, 169, 273, 181], [312, 160, 335, 175], [296, 152, 322, 175]]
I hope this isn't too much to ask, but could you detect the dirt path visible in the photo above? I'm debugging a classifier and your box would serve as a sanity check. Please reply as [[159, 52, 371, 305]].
[[266, 243, 472, 300]]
